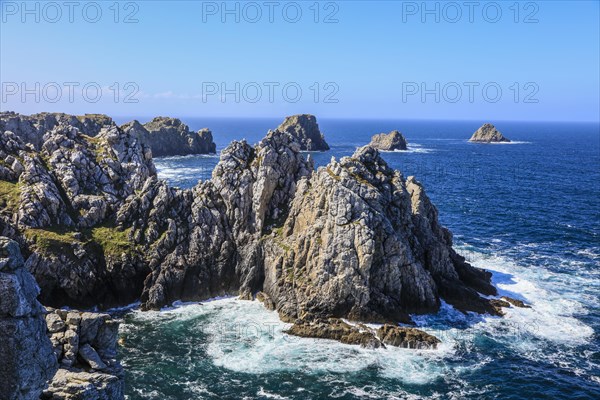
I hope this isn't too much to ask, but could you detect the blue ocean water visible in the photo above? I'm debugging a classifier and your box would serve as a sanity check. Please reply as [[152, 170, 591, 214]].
[[116, 118, 600, 399]]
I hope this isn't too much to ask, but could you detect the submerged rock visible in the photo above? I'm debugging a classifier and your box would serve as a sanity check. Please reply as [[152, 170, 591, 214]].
[[274, 114, 329, 151], [368, 130, 408, 151], [469, 123, 510, 143], [376, 324, 440, 349], [284, 318, 383, 348]]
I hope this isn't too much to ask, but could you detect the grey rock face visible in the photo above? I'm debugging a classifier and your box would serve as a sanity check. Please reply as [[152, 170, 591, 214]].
[[0, 237, 58, 400], [368, 130, 408, 151], [469, 123, 510, 143], [124, 116, 216, 157], [275, 114, 329, 151]]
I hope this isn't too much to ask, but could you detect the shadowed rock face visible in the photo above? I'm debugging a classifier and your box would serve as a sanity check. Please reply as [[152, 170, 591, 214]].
[[368, 130, 408, 151], [469, 123, 511, 143], [1, 115, 498, 322], [0, 237, 58, 399], [275, 114, 330, 151]]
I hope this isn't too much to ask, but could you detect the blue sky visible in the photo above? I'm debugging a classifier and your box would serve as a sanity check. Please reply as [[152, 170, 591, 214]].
[[1, 0, 599, 121]]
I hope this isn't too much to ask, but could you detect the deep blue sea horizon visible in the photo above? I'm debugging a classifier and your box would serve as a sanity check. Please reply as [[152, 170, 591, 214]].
[[116, 118, 600, 399]]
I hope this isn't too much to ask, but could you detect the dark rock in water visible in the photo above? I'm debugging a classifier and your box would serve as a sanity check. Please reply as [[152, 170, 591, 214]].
[[284, 318, 383, 348], [368, 130, 408, 151], [274, 114, 329, 151], [0, 237, 58, 399], [469, 123, 511, 143], [134, 116, 216, 156], [501, 296, 530, 308], [377, 325, 440, 349], [285, 318, 439, 350]]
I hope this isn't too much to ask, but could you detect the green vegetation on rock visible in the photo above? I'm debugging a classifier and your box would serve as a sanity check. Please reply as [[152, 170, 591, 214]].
[[90, 225, 135, 257], [24, 224, 136, 258], [0, 180, 21, 213]]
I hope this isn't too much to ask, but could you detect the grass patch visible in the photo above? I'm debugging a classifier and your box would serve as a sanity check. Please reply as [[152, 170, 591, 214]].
[[24, 227, 80, 254], [90, 225, 135, 257], [25, 224, 137, 258], [0, 180, 21, 213]]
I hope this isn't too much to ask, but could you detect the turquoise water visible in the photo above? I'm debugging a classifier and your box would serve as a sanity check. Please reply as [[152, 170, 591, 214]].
[[116, 119, 600, 399]]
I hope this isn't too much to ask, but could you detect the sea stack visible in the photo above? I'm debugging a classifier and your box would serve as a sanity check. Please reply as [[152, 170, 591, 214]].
[[137, 117, 216, 156], [469, 123, 510, 143], [368, 130, 408, 151], [275, 114, 330, 151]]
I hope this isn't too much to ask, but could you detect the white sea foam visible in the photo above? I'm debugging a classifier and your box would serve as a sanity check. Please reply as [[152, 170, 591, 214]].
[[120, 245, 597, 389], [377, 143, 436, 154]]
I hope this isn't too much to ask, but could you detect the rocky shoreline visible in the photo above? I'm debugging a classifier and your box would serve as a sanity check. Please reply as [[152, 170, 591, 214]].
[[1, 112, 517, 398]]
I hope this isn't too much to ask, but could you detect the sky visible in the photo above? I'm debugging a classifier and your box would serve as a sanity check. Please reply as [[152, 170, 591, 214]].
[[1, 0, 599, 121]]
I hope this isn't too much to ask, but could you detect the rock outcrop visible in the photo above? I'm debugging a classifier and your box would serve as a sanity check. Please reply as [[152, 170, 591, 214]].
[[261, 145, 498, 324], [469, 123, 510, 143], [0, 237, 58, 399], [275, 114, 329, 151], [42, 309, 124, 399], [123, 117, 216, 157], [368, 130, 408, 151]]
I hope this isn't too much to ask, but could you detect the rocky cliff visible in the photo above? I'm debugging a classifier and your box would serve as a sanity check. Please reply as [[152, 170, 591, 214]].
[[469, 123, 511, 143], [368, 130, 408, 151], [0, 236, 125, 400], [275, 114, 330, 151]]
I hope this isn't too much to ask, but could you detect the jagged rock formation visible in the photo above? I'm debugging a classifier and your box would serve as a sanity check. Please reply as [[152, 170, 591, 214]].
[[1, 114, 499, 319], [42, 310, 124, 399], [469, 123, 510, 143], [368, 130, 408, 151], [275, 114, 329, 151], [116, 130, 312, 309], [0, 111, 115, 149], [261, 146, 498, 323], [122, 117, 216, 157], [0, 237, 58, 399]]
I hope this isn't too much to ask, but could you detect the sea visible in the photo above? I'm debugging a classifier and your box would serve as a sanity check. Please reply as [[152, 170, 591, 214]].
[[111, 118, 600, 399]]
